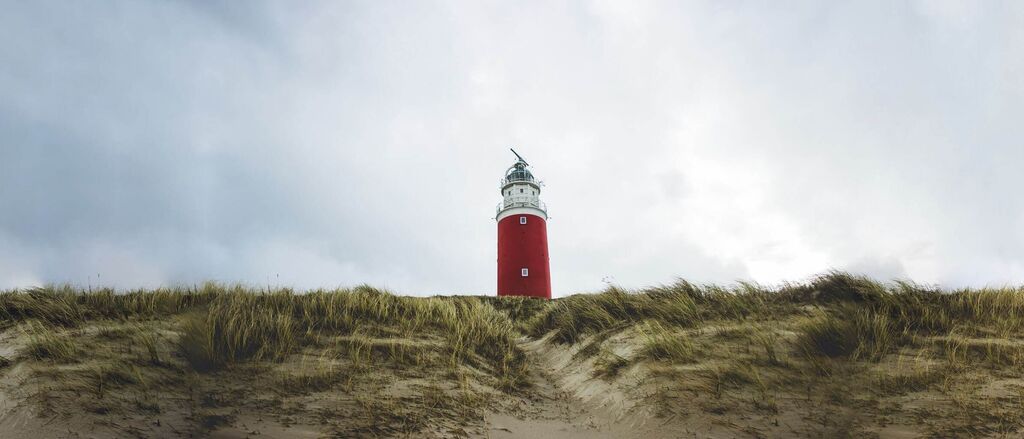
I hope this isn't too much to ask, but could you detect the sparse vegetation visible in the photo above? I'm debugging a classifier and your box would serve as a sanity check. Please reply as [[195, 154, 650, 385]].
[[0, 272, 1022, 437], [593, 349, 631, 379], [638, 321, 697, 363], [795, 307, 901, 361], [20, 322, 80, 363]]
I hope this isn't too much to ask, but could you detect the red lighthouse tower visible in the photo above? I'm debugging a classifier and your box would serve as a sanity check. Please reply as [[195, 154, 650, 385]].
[[496, 149, 551, 299]]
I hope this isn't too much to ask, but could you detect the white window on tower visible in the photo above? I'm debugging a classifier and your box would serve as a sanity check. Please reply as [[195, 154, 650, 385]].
[[520, 216, 527, 224], [521, 268, 529, 277], [520, 188, 524, 193]]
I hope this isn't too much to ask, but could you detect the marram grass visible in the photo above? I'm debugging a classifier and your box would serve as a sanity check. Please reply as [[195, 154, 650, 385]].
[[2, 272, 1023, 391]]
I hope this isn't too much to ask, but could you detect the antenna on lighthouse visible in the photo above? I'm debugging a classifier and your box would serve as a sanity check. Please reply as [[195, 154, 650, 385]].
[[510, 148, 529, 166]]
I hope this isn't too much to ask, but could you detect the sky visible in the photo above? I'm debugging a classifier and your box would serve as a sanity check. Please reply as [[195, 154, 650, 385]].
[[1, 1, 1023, 296]]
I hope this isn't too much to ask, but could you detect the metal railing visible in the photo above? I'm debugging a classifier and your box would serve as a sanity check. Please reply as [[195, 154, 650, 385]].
[[496, 198, 547, 214], [500, 175, 537, 187]]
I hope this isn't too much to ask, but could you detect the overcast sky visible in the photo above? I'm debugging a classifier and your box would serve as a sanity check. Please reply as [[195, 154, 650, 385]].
[[2, 1, 1022, 295]]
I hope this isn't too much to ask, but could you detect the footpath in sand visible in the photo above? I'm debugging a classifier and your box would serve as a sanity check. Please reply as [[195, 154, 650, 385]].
[[478, 337, 686, 439]]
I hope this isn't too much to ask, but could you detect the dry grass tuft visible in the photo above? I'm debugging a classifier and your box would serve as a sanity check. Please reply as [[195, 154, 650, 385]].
[[638, 321, 697, 363], [795, 308, 901, 361], [876, 366, 947, 395], [593, 350, 631, 379], [20, 322, 80, 363]]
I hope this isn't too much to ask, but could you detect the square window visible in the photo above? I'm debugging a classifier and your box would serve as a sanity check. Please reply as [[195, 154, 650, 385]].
[[520, 188, 524, 193], [521, 268, 529, 277], [519, 216, 527, 224]]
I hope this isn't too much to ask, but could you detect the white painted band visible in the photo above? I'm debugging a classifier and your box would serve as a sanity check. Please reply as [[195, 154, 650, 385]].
[[496, 206, 547, 222]]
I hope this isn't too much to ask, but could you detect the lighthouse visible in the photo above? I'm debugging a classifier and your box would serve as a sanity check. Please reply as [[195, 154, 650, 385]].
[[496, 149, 551, 299]]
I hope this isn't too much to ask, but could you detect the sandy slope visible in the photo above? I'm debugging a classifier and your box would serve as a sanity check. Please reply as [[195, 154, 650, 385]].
[[0, 327, 694, 439], [2, 315, 1023, 438], [487, 324, 1024, 439]]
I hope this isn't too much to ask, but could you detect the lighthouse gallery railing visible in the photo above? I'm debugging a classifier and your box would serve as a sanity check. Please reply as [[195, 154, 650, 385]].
[[499, 174, 538, 187], [496, 198, 547, 214]]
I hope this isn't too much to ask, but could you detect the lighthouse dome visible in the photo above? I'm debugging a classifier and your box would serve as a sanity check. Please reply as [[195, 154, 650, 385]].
[[503, 162, 535, 184]]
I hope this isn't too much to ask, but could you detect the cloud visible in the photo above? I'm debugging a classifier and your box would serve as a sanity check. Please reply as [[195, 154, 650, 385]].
[[1, 1, 1022, 294]]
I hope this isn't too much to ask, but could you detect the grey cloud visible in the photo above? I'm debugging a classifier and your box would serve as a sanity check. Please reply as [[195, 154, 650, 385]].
[[1, 1, 1022, 295]]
